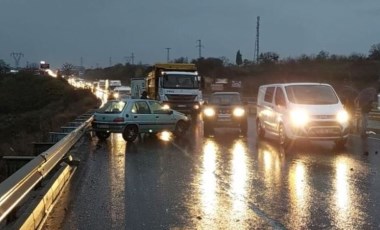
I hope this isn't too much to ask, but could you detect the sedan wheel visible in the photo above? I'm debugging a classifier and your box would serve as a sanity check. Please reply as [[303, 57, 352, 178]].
[[96, 131, 110, 140], [174, 120, 187, 136], [122, 125, 138, 142]]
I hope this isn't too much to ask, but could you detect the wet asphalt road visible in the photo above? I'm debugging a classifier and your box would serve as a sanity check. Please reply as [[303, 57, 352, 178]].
[[44, 116, 380, 229]]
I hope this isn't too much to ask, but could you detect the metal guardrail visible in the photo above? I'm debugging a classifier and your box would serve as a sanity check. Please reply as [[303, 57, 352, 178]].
[[0, 115, 93, 225]]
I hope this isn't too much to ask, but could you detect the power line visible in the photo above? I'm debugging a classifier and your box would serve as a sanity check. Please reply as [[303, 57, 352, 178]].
[[10, 52, 24, 68]]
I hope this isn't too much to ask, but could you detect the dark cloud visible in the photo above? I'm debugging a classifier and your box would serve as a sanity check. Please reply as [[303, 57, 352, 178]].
[[1, 0, 379, 68]]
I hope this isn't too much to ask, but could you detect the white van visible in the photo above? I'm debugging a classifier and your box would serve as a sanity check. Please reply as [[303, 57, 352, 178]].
[[256, 83, 350, 147]]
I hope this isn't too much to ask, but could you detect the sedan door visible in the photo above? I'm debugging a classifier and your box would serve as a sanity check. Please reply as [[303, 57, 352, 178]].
[[148, 101, 176, 131], [129, 101, 158, 133]]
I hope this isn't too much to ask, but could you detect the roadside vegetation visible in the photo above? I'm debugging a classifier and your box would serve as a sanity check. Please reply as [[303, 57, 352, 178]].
[[0, 73, 100, 157], [78, 43, 380, 97]]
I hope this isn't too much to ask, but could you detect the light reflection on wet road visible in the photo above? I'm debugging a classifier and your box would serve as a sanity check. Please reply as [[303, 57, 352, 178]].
[[44, 116, 380, 229]]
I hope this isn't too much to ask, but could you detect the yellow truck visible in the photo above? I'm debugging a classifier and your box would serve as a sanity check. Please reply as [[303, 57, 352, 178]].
[[145, 63, 203, 118]]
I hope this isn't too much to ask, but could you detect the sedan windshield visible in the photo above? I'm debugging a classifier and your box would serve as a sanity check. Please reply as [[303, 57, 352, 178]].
[[285, 85, 339, 104], [163, 74, 199, 89]]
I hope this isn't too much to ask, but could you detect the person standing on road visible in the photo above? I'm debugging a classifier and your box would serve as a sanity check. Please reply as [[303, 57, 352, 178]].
[[140, 91, 148, 99], [355, 87, 377, 137]]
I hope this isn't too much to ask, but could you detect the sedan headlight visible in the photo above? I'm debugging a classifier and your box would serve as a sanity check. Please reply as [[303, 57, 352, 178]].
[[290, 109, 309, 126], [233, 107, 245, 117], [162, 104, 170, 110], [203, 107, 215, 117], [113, 92, 119, 99], [336, 110, 349, 123]]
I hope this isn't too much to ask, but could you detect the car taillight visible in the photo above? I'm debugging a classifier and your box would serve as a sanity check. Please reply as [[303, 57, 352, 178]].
[[113, 117, 124, 122]]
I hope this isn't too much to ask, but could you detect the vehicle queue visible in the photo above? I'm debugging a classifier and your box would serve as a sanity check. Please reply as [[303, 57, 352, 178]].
[[91, 82, 356, 150]]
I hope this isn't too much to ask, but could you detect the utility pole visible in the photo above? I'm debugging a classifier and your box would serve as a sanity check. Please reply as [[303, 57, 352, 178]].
[[196, 40, 204, 59], [254, 16, 260, 63], [165, 48, 171, 62], [10, 52, 24, 68], [130, 52, 135, 65]]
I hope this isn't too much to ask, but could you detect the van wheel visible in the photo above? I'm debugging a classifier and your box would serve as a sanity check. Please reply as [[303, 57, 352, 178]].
[[335, 138, 347, 149], [122, 125, 138, 142], [279, 124, 289, 146], [256, 119, 265, 138], [96, 131, 110, 140]]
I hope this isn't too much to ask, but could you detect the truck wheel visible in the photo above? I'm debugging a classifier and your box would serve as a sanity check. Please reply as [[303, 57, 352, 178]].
[[174, 120, 188, 136], [96, 131, 110, 140], [123, 125, 138, 142]]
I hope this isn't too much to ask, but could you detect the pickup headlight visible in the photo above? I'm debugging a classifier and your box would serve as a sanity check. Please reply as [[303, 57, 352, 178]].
[[233, 107, 245, 117], [203, 107, 215, 117], [336, 110, 349, 123], [290, 109, 309, 127]]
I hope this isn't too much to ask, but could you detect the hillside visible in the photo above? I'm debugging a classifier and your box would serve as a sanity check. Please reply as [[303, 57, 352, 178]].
[[0, 73, 100, 156]]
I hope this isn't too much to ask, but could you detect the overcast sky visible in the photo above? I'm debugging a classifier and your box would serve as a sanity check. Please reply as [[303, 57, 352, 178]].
[[1, 0, 380, 69]]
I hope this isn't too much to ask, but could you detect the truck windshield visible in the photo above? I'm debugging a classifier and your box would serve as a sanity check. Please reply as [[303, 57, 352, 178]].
[[285, 85, 339, 104], [162, 74, 199, 89]]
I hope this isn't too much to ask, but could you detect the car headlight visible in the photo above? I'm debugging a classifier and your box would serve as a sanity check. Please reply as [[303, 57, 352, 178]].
[[233, 107, 245, 117], [113, 92, 119, 99], [336, 110, 349, 123], [203, 107, 215, 117], [162, 104, 170, 110], [290, 109, 309, 126], [193, 104, 200, 110]]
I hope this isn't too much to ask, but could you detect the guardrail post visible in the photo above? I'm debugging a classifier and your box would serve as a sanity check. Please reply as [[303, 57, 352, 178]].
[[48, 132, 69, 143], [2, 156, 36, 178]]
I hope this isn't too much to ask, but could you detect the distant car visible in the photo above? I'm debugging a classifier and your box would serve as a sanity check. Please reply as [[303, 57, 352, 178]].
[[92, 99, 190, 142], [202, 92, 248, 136]]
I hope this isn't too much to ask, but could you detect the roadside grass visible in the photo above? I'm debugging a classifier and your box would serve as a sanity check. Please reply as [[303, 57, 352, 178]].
[[0, 73, 100, 181]]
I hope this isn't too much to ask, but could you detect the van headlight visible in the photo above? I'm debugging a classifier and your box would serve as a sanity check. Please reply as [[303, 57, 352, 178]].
[[233, 107, 245, 117], [203, 107, 215, 117], [290, 109, 309, 126], [336, 110, 349, 123]]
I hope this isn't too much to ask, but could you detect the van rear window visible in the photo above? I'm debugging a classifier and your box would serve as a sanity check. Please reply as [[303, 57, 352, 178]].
[[285, 85, 338, 104]]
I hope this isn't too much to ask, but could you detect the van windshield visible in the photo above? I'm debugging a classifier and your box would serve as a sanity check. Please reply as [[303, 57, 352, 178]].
[[285, 85, 339, 104]]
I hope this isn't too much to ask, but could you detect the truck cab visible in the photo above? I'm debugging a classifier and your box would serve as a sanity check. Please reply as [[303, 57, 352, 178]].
[[146, 63, 203, 119]]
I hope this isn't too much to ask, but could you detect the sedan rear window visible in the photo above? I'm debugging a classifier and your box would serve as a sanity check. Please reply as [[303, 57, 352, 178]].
[[97, 101, 126, 113]]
